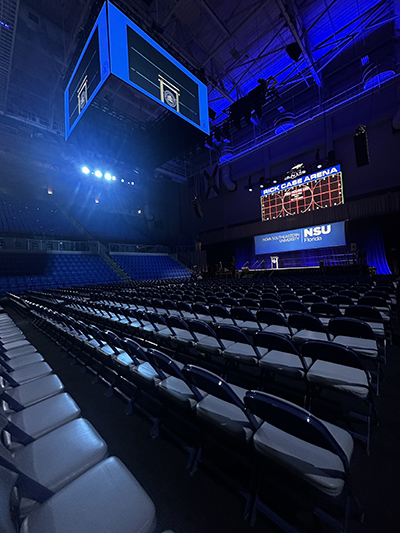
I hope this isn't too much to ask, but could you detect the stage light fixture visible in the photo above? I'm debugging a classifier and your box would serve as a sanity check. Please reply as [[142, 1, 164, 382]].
[[317, 163, 322, 169], [112, 176, 116, 181], [138, 209, 142, 214], [104, 173, 112, 180], [95, 170, 103, 178], [121, 179, 125, 182], [82, 166, 90, 174]]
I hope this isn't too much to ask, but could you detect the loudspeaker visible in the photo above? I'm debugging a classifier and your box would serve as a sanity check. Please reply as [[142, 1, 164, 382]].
[[354, 130, 370, 167], [192, 198, 203, 218], [286, 43, 302, 62], [351, 242, 357, 252]]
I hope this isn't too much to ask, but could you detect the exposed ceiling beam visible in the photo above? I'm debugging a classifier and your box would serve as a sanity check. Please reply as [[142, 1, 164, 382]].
[[276, 0, 323, 87], [200, 0, 266, 68]]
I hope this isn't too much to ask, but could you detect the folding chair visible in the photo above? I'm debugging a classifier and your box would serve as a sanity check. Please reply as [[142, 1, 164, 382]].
[[2, 458, 157, 533], [244, 390, 359, 532], [289, 313, 331, 345], [302, 340, 376, 454]]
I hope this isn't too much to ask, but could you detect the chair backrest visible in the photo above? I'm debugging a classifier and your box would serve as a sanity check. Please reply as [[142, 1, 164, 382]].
[[103, 330, 123, 349], [209, 304, 231, 319], [192, 302, 212, 317], [244, 390, 351, 468], [239, 297, 260, 310], [260, 298, 282, 311], [339, 290, 359, 300], [177, 301, 193, 313], [329, 317, 375, 339], [253, 331, 299, 355], [310, 302, 341, 318], [147, 350, 204, 402], [302, 294, 324, 304], [208, 296, 223, 305], [288, 312, 327, 333], [222, 296, 240, 308], [182, 365, 258, 428], [301, 340, 366, 371], [257, 309, 287, 327], [283, 300, 308, 313], [230, 306, 257, 322], [188, 319, 218, 338], [216, 324, 252, 345], [166, 315, 190, 331], [122, 338, 149, 363], [345, 305, 384, 323], [327, 294, 353, 306], [358, 296, 390, 310]]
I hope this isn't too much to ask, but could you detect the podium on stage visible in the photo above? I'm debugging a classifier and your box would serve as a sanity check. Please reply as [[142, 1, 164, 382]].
[[270, 256, 279, 269]]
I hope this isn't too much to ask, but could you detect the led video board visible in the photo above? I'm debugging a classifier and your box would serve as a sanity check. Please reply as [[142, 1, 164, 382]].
[[107, 2, 209, 134], [260, 165, 344, 221], [64, 3, 110, 139], [254, 221, 346, 255], [64, 2, 209, 140]]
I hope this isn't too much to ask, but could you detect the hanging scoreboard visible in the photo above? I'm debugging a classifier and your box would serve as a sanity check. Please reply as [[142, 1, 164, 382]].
[[64, 3, 110, 139], [107, 2, 209, 134], [64, 2, 209, 139], [260, 165, 344, 221]]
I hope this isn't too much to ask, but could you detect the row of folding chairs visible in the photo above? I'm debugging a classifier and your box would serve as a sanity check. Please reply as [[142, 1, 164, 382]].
[[29, 301, 377, 456], [61, 298, 385, 394], [0, 308, 166, 533], [24, 304, 366, 532]]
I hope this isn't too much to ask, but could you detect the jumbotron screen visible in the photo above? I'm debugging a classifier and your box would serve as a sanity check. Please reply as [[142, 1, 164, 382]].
[[260, 165, 343, 221]]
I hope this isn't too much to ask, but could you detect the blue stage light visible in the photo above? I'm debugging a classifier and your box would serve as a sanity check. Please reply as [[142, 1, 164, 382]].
[[112, 176, 116, 181], [121, 179, 125, 183], [95, 170, 103, 178], [82, 166, 90, 174], [104, 173, 112, 180]]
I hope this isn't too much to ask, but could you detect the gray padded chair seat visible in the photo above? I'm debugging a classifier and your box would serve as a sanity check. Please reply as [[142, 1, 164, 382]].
[[221, 341, 259, 363], [258, 350, 311, 378], [0, 332, 26, 344], [194, 336, 222, 353], [332, 335, 378, 358], [260, 324, 296, 337], [1, 339, 31, 352], [233, 320, 261, 334], [253, 419, 353, 497], [130, 362, 160, 387], [6, 393, 81, 444], [291, 330, 330, 345], [158, 376, 202, 412], [20, 457, 157, 533], [195, 383, 256, 443], [1, 374, 64, 412], [1, 353, 44, 371], [3, 362, 52, 387], [1, 345, 38, 360], [15, 418, 108, 515], [170, 328, 195, 345], [306, 360, 369, 399]]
